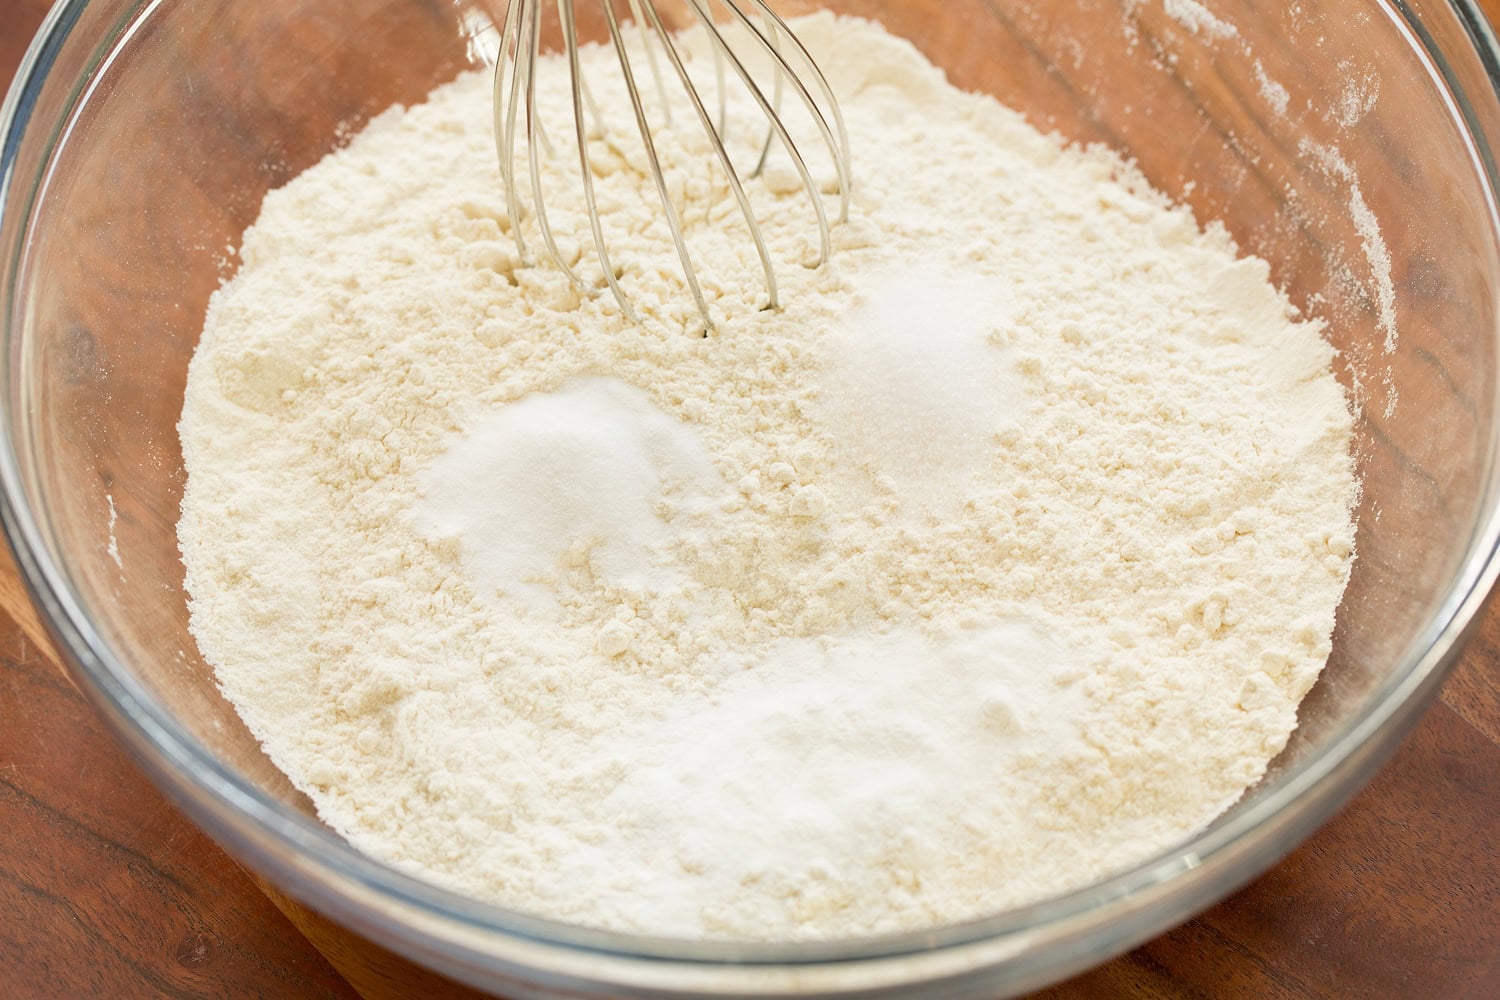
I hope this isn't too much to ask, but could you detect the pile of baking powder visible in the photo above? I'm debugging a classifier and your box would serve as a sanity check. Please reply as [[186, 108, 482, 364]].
[[178, 14, 1357, 940]]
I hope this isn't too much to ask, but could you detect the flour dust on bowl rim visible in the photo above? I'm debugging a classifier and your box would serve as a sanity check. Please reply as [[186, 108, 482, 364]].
[[2, 1, 1500, 997]]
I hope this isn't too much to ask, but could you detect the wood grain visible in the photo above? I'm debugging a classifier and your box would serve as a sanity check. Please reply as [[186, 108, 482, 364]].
[[0, 569, 358, 997], [0, 1, 1497, 998]]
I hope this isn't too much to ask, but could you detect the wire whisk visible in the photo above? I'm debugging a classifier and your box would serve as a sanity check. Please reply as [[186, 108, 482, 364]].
[[492, 0, 852, 333]]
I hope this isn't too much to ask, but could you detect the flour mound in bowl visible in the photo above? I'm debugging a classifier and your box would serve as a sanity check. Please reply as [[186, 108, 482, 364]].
[[177, 14, 1358, 941]]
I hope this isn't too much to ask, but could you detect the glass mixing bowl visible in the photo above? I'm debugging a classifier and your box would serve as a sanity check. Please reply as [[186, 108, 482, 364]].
[[2, 0, 1498, 995]]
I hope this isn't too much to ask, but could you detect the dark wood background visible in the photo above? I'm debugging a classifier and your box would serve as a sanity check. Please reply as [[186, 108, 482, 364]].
[[1, 0, 1496, 996]]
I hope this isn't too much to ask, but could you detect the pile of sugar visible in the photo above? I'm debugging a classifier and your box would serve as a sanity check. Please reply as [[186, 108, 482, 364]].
[[177, 14, 1358, 940]]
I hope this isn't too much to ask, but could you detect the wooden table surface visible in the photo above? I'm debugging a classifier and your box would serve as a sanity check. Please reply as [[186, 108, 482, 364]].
[[2, 1, 1498, 997]]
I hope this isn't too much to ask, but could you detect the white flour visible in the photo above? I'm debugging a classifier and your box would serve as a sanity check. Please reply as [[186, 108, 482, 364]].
[[178, 14, 1358, 940]]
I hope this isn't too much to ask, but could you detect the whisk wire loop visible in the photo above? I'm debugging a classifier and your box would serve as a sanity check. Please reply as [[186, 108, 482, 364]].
[[724, 0, 851, 224], [644, 0, 780, 314], [683, 0, 828, 270], [600, 0, 716, 327], [494, 0, 853, 333], [750, 9, 783, 179], [494, 0, 529, 262], [524, 2, 581, 286], [560, 0, 636, 319], [626, 0, 673, 126]]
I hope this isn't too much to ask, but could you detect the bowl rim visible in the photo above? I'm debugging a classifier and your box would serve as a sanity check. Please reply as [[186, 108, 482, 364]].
[[2, 0, 1499, 993]]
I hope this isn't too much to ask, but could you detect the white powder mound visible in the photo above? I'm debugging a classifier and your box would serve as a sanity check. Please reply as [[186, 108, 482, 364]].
[[413, 378, 721, 613], [816, 261, 1025, 518], [177, 14, 1358, 941]]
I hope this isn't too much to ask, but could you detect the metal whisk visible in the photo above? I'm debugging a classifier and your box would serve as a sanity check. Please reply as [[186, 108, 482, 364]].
[[492, 0, 852, 333]]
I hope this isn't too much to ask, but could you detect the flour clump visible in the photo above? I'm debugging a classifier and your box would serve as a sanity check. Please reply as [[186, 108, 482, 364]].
[[177, 14, 1358, 941]]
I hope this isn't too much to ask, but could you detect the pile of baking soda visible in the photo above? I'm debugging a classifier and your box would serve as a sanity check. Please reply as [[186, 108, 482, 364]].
[[178, 14, 1358, 940]]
